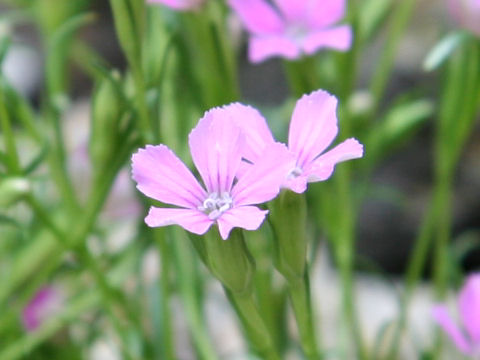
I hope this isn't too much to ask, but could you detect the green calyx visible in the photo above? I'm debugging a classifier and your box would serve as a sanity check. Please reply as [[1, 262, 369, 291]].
[[195, 228, 255, 296], [269, 190, 308, 282]]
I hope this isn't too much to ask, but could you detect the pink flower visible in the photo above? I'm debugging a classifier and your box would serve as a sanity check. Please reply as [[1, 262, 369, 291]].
[[228, 0, 352, 63], [147, 0, 205, 11], [447, 0, 480, 36], [131, 107, 295, 240], [432, 273, 480, 356], [22, 286, 64, 332], [228, 90, 363, 193]]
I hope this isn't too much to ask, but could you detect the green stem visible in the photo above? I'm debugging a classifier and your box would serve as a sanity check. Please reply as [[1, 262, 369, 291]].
[[132, 65, 153, 143], [227, 291, 280, 360], [268, 192, 321, 358], [288, 276, 320, 360], [173, 232, 218, 360], [154, 230, 176, 360], [283, 57, 319, 97], [333, 167, 367, 360], [248, 230, 287, 352], [181, 4, 239, 108], [26, 196, 137, 360], [0, 84, 20, 174], [368, 0, 416, 112]]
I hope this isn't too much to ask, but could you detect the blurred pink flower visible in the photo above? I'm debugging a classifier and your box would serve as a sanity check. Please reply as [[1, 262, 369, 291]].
[[229, 90, 363, 193], [228, 0, 352, 63], [131, 107, 294, 239], [22, 286, 64, 332], [447, 0, 480, 36], [432, 273, 480, 356], [147, 0, 205, 11]]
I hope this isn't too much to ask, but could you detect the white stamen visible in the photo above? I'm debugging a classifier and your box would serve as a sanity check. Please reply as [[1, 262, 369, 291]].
[[287, 166, 303, 179], [198, 192, 233, 220]]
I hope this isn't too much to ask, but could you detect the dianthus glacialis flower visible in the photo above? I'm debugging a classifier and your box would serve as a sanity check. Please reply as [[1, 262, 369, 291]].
[[132, 108, 294, 240], [432, 273, 480, 356], [447, 0, 480, 36], [229, 90, 363, 193], [229, 0, 352, 63], [22, 286, 64, 332], [147, 0, 205, 11]]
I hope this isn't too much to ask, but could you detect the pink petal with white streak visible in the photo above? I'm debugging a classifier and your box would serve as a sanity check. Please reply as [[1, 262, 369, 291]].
[[249, 35, 301, 63], [223, 103, 275, 162], [302, 25, 352, 55], [432, 305, 472, 355], [304, 138, 363, 182], [229, 0, 285, 35], [145, 207, 213, 235], [217, 206, 268, 239], [132, 145, 206, 209], [189, 108, 245, 193], [288, 90, 339, 168], [272, 0, 307, 23]]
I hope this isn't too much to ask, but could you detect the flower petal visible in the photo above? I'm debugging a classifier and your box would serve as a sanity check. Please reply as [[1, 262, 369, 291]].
[[249, 35, 301, 63], [306, 0, 346, 29], [302, 25, 352, 55], [432, 305, 472, 355], [304, 138, 363, 182], [224, 103, 275, 162], [272, 0, 307, 23], [232, 142, 296, 206], [145, 207, 214, 235], [22, 287, 63, 332], [131, 145, 206, 208], [217, 206, 268, 239], [459, 273, 480, 343], [229, 0, 285, 35], [282, 175, 308, 194], [189, 108, 245, 193], [288, 90, 339, 169]]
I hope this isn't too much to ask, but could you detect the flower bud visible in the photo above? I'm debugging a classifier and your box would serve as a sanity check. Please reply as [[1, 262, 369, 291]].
[[199, 228, 255, 296], [269, 190, 307, 282], [22, 285, 65, 332], [89, 72, 123, 170]]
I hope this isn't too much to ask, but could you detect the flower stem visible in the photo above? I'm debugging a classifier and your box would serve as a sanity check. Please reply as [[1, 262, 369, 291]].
[[283, 57, 319, 97], [26, 195, 137, 360], [173, 230, 218, 360], [333, 166, 368, 360], [288, 275, 321, 360], [0, 83, 21, 174], [226, 290, 280, 360], [368, 0, 416, 112], [192, 229, 279, 359], [154, 229, 176, 360], [269, 191, 321, 358]]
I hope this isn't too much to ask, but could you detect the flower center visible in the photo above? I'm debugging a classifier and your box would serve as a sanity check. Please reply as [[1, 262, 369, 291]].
[[287, 166, 303, 179], [286, 23, 308, 43], [198, 192, 233, 220]]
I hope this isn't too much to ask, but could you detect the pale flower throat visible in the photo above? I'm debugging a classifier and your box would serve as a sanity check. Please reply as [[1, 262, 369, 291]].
[[287, 166, 303, 179], [198, 192, 233, 220]]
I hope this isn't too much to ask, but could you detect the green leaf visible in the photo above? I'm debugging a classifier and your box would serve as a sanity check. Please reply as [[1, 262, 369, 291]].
[[358, 0, 394, 42], [24, 141, 49, 175], [423, 31, 470, 72]]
